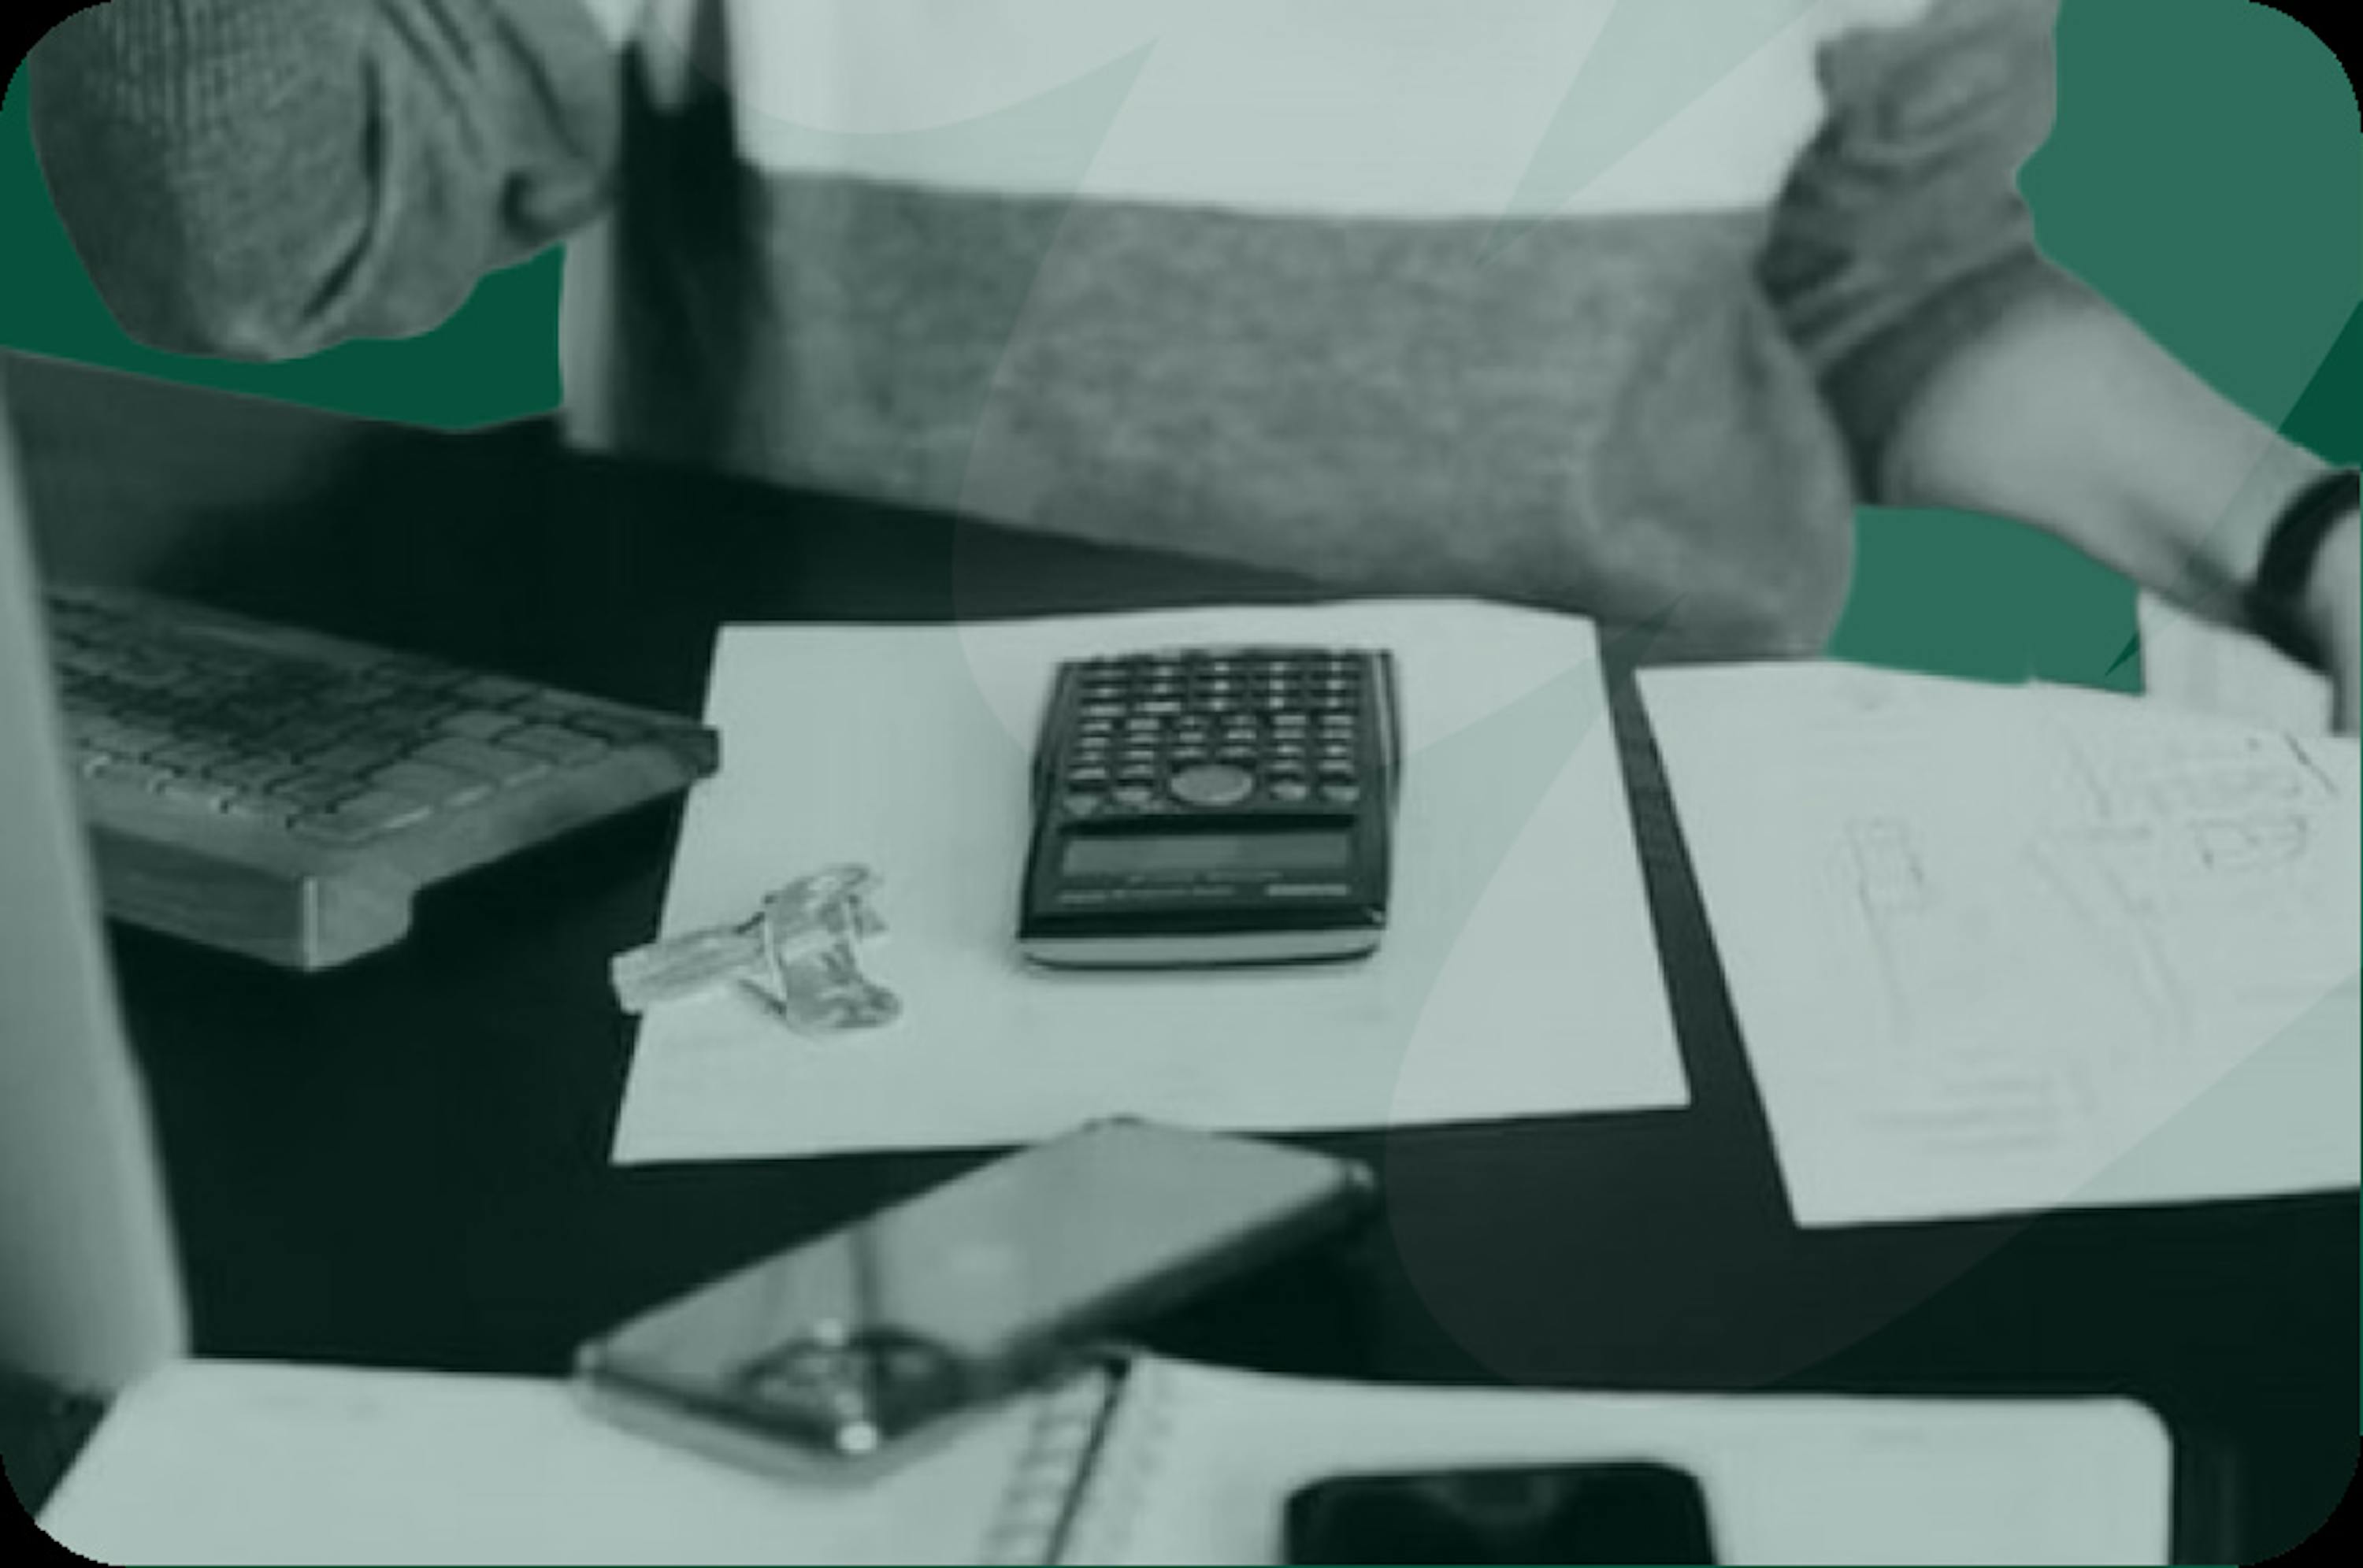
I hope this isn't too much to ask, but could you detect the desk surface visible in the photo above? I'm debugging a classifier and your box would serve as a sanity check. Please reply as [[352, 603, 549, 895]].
[[5, 352, 2354, 1558]]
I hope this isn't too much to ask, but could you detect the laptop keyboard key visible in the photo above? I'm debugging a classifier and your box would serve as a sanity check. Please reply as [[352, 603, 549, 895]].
[[155, 776, 240, 811], [501, 724, 607, 767], [413, 736, 551, 787], [440, 708, 520, 742], [373, 759, 492, 808]]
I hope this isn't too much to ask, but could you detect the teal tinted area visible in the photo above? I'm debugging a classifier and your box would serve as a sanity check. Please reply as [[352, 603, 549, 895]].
[[2, 4, 2355, 680], [1832, 0, 2360, 688]]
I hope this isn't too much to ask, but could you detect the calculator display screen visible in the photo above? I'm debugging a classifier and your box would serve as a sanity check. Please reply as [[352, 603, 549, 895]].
[[1061, 831, 1351, 879]]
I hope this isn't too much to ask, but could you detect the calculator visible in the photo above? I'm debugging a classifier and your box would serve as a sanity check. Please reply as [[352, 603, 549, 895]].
[[1018, 647, 1400, 967]]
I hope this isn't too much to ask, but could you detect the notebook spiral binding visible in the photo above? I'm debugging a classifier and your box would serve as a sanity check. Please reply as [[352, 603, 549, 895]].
[[1055, 1357, 1181, 1566], [978, 1357, 1156, 1566]]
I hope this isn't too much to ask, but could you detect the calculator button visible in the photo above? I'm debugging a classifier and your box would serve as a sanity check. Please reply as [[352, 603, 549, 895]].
[[1268, 777, 1311, 804], [1168, 744, 1210, 766], [1170, 762, 1256, 808], [1216, 745, 1259, 766], [1137, 699, 1182, 717], [1112, 782, 1156, 810], [1319, 779, 1362, 805], [1067, 765, 1110, 788], [1062, 792, 1103, 818]]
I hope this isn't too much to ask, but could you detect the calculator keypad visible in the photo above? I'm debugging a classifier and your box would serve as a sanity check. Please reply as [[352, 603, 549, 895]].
[[1057, 649, 1376, 817]]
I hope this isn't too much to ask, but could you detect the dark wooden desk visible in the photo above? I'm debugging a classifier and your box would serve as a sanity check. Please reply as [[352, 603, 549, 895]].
[[6, 351, 2353, 1558]]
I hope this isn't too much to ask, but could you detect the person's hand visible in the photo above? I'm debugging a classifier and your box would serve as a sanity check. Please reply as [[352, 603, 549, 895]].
[[2302, 505, 2361, 736]]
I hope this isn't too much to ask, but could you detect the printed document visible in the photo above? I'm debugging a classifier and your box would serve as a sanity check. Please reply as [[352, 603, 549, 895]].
[[1641, 663, 2359, 1227]]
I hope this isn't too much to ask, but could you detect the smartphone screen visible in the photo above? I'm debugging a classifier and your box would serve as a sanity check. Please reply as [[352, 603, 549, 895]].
[[579, 1121, 1370, 1462], [818, 1119, 1365, 1358], [1285, 1462, 1717, 1565]]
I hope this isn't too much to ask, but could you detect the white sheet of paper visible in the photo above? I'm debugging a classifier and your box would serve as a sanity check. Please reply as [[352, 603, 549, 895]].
[[1639, 662, 2360, 1228], [38, 1360, 1047, 1566], [614, 600, 1684, 1164]]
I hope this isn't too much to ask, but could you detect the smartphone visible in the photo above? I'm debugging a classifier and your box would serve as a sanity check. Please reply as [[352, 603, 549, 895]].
[[1285, 1461, 1716, 1565], [574, 1120, 1372, 1474]]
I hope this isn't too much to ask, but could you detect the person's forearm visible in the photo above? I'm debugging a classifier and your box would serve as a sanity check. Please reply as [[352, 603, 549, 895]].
[[1877, 291, 2336, 625], [2302, 502, 2361, 732]]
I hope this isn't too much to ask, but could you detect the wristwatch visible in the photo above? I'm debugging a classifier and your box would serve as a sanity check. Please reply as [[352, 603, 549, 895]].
[[2243, 466, 2359, 669]]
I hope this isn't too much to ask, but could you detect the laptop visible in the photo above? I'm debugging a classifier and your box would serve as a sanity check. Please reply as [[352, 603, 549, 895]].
[[0, 365, 187, 1407]]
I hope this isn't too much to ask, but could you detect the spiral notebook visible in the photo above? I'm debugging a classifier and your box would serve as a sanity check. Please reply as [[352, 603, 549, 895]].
[[38, 1355, 2168, 1564]]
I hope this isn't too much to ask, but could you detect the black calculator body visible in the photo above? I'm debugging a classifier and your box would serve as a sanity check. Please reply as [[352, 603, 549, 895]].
[[1018, 647, 1400, 968]]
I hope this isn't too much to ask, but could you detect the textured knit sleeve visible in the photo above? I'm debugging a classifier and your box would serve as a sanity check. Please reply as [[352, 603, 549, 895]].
[[28, 0, 622, 359], [1758, 0, 2097, 502]]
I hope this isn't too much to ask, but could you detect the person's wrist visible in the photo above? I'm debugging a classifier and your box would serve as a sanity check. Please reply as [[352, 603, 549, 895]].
[[2298, 502, 2360, 664], [2245, 467, 2357, 670]]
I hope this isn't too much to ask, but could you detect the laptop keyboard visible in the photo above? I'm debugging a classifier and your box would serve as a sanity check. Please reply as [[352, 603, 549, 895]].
[[48, 586, 691, 847], [42, 584, 719, 967]]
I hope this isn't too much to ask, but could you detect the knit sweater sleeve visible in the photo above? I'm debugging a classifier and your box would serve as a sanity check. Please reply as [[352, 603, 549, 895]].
[[28, 0, 622, 359], [1759, 0, 2097, 504]]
